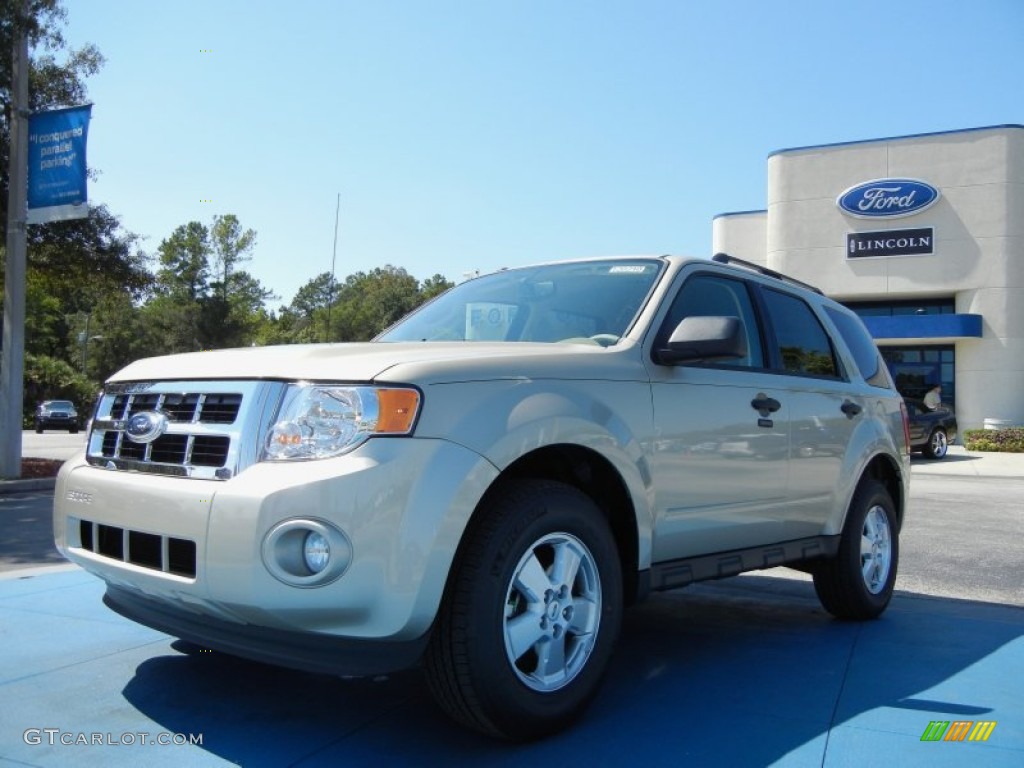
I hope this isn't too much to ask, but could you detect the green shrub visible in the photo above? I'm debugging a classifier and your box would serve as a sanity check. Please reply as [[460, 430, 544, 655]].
[[963, 427, 1024, 453]]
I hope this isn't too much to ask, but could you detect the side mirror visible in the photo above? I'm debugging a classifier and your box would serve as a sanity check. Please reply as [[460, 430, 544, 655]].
[[655, 315, 747, 365]]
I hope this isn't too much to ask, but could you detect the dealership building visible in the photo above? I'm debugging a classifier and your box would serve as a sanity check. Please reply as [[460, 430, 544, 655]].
[[712, 124, 1023, 434]]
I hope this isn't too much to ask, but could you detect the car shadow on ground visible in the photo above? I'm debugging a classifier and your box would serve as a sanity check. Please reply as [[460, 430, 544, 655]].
[[119, 575, 1023, 766], [911, 452, 980, 464]]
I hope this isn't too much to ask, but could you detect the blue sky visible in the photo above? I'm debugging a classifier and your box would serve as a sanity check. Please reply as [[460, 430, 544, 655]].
[[61, 0, 1023, 307]]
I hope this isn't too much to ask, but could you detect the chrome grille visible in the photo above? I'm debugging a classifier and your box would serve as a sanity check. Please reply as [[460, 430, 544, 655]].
[[109, 392, 242, 424], [86, 381, 285, 480]]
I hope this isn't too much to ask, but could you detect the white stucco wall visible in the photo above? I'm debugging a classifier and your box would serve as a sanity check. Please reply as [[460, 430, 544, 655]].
[[712, 125, 1024, 431], [711, 211, 767, 266]]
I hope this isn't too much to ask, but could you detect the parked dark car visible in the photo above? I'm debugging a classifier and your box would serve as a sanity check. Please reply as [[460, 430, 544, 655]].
[[34, 400, 79, 433], [905, 398, 957, 459]]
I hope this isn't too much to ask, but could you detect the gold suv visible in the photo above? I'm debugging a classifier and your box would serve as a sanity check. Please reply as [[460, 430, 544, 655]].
[[55, 254, 911, 740]]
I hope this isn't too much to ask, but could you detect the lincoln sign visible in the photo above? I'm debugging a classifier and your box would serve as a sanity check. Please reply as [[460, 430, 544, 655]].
[[847, 228, 934, 258]]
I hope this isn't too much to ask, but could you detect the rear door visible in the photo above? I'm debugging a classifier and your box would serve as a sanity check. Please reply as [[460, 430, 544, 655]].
[[756, 287, 857, 540]]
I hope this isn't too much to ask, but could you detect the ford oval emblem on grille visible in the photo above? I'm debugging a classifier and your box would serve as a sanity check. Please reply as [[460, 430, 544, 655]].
[[837, 178, 939, 219], [125, 411, 168, 443]]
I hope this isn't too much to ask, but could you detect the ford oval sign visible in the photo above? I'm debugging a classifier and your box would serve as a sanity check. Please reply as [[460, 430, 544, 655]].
[[125, 411, 169, 444], [837, 178, 939, 219]]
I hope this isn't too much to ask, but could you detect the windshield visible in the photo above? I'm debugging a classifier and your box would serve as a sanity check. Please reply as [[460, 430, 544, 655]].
[[378, 259, 664, 345], [45, 401, 75, 409]]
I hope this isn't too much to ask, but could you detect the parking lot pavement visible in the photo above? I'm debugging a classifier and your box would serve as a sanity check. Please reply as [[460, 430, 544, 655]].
[[1, 567, 1021, 767], [911, 445, 1024, 479], [1, 446, 1020, 765]]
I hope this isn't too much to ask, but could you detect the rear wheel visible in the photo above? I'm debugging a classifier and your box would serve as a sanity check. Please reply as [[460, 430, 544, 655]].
[[923, 428, 948, 459], [813, 480, 898, 620], [425, 479, 622, 741]]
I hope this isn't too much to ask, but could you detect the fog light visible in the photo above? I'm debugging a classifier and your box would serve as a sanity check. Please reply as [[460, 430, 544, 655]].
[[262, 518, 352, 586], [303, 531, 330, 574]]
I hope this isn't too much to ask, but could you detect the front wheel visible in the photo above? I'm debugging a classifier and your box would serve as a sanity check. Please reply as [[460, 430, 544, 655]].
[[923, 428, 948, 459], [813, 480, 898, 620], [425, 479, 623, 741]]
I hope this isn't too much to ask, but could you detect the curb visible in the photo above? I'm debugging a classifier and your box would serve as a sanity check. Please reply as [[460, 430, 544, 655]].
[[0, 477, 57, 495]]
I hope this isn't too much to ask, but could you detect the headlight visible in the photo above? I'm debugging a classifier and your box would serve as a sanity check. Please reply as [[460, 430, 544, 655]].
[[262, 384, 420, 461]]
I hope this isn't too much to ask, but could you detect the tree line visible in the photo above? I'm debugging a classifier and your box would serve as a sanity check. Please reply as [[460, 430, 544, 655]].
[[1, 1, 452, 419]]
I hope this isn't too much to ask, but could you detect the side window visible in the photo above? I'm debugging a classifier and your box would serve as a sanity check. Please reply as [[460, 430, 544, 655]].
[[824, 305, 890, 388], [762, 288, 840, 378], [658, 274, 764, 368]]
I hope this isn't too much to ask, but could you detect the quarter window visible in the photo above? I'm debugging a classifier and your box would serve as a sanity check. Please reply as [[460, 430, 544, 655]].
[[762, 289, 839, 378], [824, 305, 889, 387]]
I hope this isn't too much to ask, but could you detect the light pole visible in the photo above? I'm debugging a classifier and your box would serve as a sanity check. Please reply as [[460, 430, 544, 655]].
[[78, 314, 103, 376]]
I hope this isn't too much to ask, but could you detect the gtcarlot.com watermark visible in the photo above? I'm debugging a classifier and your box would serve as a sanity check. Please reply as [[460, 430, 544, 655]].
[[24, 728, 203, 747]]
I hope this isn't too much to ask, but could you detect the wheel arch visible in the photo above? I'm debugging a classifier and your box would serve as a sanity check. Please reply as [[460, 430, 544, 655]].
[[855, 453, 907, 532], [456, 444, 643, 606]]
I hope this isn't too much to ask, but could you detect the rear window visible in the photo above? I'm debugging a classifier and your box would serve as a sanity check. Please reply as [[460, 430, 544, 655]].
[[824, 306, 890, 388]]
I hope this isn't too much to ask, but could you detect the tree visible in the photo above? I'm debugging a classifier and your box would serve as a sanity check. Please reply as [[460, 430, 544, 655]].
[[421, 273, 454, 301], [291, 272, 337, 318], [210, 214, 255, 301], [155, 222, 210, 301], [2, 0, 149, 409], [328, 265, 426, 341], [143, 215, 274, 352]]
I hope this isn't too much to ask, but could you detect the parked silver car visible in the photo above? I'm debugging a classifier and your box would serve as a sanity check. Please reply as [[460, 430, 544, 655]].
[[54, 254, 910, 740]]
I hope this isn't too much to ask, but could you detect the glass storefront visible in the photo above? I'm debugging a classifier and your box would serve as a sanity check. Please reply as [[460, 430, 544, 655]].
[[879, 345, 955, 408], [844, 301, 957, 409]]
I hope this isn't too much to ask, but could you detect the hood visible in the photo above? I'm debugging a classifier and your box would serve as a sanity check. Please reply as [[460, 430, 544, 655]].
[[108, 341, 642, 385]]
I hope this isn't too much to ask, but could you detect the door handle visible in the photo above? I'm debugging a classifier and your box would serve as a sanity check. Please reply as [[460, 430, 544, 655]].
[[841, 400, 862, 418], [751, 395, 781, 416]]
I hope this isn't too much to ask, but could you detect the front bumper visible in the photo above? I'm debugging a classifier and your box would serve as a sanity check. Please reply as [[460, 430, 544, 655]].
[[54, 436, 499, 669], [103, 584, 430, 676], [37, 416, 77, 428]]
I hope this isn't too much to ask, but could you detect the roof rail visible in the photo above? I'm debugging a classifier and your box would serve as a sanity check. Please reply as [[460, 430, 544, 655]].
[[711, 253, 823, 295]]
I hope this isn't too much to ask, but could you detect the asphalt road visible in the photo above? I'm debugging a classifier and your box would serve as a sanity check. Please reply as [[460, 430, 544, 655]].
[[3, 460, 1022, 604], [20, 429, 87, 462]]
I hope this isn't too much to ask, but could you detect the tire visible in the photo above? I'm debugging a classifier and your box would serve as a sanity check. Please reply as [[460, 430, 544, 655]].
[[813, 480, 898, 620], [923, 428, 948, 459], [69, 426, 79, 434], [425, 479, 623, 741], [35, 425, 43, 434]]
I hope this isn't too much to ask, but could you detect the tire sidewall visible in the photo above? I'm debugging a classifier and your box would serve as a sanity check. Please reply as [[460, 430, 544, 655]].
[[928, 428, 947, 459], [459, 484, 622, 737], [840, 482, 899, 614]]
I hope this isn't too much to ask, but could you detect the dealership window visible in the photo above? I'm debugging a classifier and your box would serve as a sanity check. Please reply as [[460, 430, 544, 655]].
[[880, 345, 955, 408], [844, 298, 955, 318]]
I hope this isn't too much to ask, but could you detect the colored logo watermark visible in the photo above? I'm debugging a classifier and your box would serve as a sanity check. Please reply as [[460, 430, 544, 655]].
[[920, 720, 996, 742]]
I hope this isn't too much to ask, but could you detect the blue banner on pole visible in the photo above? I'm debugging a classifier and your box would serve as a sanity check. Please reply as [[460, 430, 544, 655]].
[[27, 104, 92, 224]]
